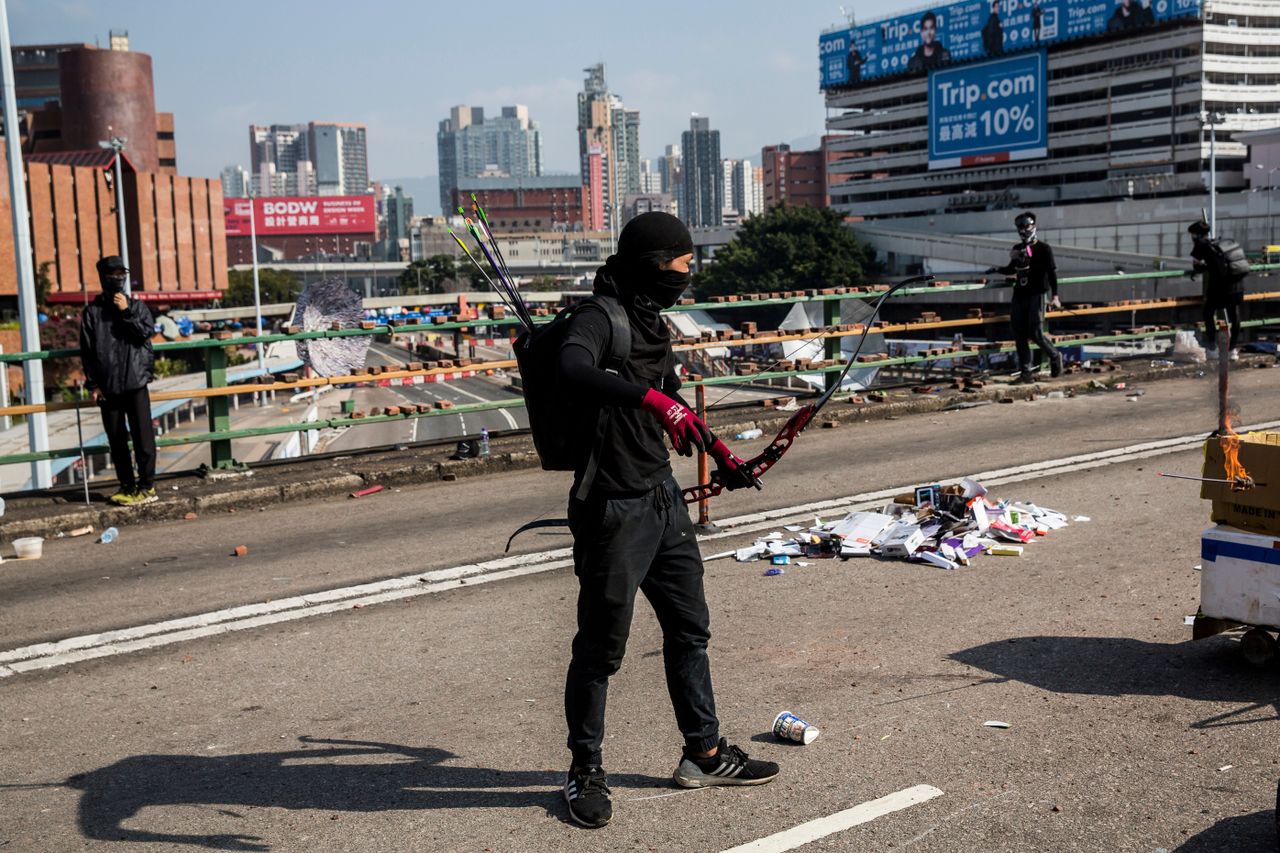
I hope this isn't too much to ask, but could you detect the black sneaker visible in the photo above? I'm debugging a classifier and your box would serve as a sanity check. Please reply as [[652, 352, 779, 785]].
[[564, 765, 611, 828], [1011, 371, 1035, 385], [1049, 355, 1063, 378], [673, 738, 779, 788]]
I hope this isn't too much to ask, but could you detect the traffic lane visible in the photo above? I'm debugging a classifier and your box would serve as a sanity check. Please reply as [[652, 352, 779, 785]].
[[387, 376, 527, 440], [2, 450, 1276, 850], [4, 369, 1276, 650], [319, 386, 414, 453]]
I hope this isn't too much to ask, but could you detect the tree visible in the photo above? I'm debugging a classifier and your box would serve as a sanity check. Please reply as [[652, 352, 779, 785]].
[[426, 254, 459, 292], [399, 260, 431, 294], [35, 261, 52, 310], [526, 274, 561, 292], [223, 268, 302, 307], [693, 205, 880, 298]]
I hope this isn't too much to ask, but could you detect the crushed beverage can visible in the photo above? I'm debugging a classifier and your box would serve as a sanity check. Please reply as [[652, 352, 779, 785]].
[[763, 567, 785, 576]]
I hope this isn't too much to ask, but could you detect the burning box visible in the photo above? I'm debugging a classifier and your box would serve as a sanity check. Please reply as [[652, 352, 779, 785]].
[[1202, 432, 1280, 536]]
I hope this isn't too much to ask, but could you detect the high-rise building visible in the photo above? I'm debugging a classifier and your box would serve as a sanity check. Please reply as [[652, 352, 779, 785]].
[[639, 159, 663, 195], [221, 165, 251, 199], [658, 144, 683, 218], [681, 115, 721, 227], [577, 64, 641, 231], [249, 121, 369, 197], [437, 104, 543, 214], [723, 158, 765, 220]]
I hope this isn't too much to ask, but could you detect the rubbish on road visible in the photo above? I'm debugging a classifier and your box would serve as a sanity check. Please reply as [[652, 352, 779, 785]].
[[97, 528, 118, 545], [1046, 391, 1066, 399], [1184, 615, 1196, 625], [1073, 515, 1091, 522], [728, 477, 1067, 571], [1217, 765, 1233, 772], [350, 485, 386, 498], [983, 720, 1012, 729], [773, 711, 820, 744], [771, 555, 791, 566], [184, 512, 198, 521], [734, 428, 764, 441], [232, 544, 248, 557], [67, 525, 94, 537], [764, 567, 785, 577], [14, 536, 44, 558], [479, 427, 491, 458]]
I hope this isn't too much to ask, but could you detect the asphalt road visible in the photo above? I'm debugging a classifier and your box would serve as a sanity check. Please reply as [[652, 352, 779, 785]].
[[3, 368, 1280, 851]]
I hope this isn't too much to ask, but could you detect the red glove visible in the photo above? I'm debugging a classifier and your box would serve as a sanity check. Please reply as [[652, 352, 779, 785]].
[[709, 439, 761, 491], [640, 389, 712, 456]]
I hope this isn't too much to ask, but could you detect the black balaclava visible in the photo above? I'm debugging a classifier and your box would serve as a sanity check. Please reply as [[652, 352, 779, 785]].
[[593, 212, 694, 371], [1014, 211, 1037, 244], [96, 256, 129, 296]]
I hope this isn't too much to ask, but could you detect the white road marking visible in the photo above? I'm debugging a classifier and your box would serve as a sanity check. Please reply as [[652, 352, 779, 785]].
[[434, 379, 520, 430], [719, 784, 944, 853], [3, 422, 1271, 678]]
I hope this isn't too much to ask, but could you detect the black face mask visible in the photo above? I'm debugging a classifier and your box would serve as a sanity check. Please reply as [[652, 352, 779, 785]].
[[647, 269, 690, 309], [101, 274, 127, 294]]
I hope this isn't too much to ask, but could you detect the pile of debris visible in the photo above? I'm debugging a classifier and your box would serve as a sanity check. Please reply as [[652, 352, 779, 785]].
[[719, 478, 1072, 571]]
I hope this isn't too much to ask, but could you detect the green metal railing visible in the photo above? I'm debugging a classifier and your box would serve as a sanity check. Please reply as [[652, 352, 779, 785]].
[[3, 266, 1275, 473]]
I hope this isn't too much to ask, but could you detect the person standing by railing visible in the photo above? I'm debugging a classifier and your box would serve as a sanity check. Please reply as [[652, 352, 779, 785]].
[[79, 256, 158, 506]]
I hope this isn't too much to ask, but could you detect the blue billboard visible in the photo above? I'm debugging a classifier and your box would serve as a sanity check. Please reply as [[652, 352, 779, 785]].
[[927, 51, 1047, 169], [819, 0, 1201, 88]]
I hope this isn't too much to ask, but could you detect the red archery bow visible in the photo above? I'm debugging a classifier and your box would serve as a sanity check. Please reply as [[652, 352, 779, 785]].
[[682, 275, 934, 505]]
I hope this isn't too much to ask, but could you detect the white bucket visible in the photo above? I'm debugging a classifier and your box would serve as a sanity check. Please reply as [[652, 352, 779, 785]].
[[13, 537, 43, 559]]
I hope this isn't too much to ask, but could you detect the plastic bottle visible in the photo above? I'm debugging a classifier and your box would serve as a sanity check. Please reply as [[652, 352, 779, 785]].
[[734, 428, 764, 441], [99, 526, 118, 544], [478, 427, 491, 458]]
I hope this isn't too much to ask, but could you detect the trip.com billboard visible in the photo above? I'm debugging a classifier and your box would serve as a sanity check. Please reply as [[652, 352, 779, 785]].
[[928, 51, 1048, 169], [820, 0, 1201, 88], [223, 196, 376, 237]]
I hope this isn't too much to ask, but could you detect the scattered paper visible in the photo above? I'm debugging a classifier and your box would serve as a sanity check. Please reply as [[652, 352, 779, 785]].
[[983, 720, 1012, 729]]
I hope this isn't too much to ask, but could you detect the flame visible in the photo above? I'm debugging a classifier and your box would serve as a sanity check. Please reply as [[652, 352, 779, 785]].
[[1219, 418, 1252, 490]]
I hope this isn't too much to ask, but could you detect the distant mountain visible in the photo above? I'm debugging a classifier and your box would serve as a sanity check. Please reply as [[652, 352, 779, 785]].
[[381, 176, 440, 216]]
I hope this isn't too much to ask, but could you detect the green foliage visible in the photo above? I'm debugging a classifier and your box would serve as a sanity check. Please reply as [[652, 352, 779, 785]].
[[400, 255, 461, 294], [35, 261, 53, 310], [223, 268, 301, 307], [693, 205, 880, 298], [152, 356, 187, 378]]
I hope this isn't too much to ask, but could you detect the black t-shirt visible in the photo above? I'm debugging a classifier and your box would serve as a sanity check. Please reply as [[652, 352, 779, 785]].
[[560, 304, 678, 497], [997, 240, 1058, 297]]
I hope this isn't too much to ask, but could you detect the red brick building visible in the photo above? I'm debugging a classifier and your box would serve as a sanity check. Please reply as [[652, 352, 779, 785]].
[[453, 175, 588, 233], [2, 144, 228, 306], [761, 140, 836, 210]]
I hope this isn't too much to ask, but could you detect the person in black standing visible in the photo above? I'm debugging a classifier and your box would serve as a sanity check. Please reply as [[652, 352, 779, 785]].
[[988, 211, 1063, 383], [1188, 218, 1244, 360], [80, 256, 158, 506], [556, 212, 778, 828]]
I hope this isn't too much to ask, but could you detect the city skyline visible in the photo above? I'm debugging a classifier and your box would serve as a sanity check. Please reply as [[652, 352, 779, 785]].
[[11, 0, 881, 212]]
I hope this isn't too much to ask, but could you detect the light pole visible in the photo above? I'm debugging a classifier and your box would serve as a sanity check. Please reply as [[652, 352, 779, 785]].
[[1256, 163, 1278, 247], [247, 193, 265, 397], [1201, 111, 1225, 236], [0, 0, 51, 487], [98, 136, 131, 293]]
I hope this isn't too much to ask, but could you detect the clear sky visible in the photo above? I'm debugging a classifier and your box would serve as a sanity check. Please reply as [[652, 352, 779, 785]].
[[13, 0, 884, 210]]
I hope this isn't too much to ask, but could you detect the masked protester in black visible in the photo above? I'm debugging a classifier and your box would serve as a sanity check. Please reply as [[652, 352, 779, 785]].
[[988, 211, 1063, 384], [79, 256, 158, 506], [555, 213, 778, 829]]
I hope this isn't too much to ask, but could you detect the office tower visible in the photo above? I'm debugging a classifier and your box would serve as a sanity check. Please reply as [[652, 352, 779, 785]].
[[577, 63, 641, 231], [249, 121, 369, 197], [681, 114, 722, 227], [221, 165, 251, 199], [437, 104, 543, 213]]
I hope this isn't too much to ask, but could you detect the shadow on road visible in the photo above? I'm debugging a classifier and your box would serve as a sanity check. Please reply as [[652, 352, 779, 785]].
[[1174, 808, 1276, 852], [66, 736, 668, 850], [949, 635, 1280, 729]]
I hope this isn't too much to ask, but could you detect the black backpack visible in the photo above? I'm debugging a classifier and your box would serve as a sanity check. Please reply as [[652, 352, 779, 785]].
[[1209, 238, 1251, 281], [513, 294, 630, 500]]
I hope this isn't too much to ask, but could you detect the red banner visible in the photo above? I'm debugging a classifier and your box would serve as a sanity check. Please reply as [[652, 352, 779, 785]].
[[224, 196, 376, 236]]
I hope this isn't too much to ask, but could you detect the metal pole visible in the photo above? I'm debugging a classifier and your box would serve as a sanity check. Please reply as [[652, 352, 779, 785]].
[[1208, 118, 1217, 238], [0, 344, 9, 432], [0, 0, 52, 488], [73, 394, 90, 505], [249, 193, 265, 395], [112, 141, 130, 292]]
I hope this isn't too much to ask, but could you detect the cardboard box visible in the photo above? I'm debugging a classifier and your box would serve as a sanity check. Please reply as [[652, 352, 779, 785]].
[[1200, 524, 1280, 628], [1202, 432, 1280, 535]]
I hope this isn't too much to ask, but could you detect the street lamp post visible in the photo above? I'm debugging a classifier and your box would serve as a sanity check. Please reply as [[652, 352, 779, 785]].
[[247, 193, 265, 400], [1202, 111, 1225, 236], [98, 136, 131, 293]]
